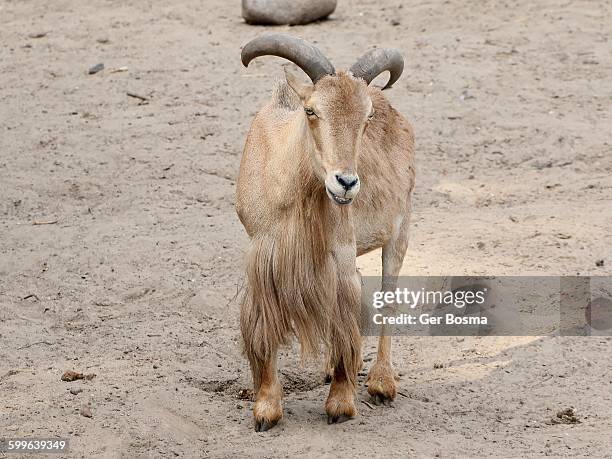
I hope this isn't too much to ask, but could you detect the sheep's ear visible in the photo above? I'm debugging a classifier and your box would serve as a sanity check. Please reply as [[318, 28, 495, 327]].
[[284, 67, 314, 101]]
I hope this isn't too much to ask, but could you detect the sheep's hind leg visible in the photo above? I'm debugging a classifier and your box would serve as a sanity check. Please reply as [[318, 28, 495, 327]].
[[367, 215, 410, 405], [367, 335, 398, 405]]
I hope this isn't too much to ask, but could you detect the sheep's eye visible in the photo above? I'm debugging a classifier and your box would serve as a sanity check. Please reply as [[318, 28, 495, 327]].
[[304, 107, 316, 117], [368, 110, 375, 120]]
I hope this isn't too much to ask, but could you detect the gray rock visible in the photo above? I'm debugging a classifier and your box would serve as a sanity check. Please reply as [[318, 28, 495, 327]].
[[88, 63, 104, 75], [242, 0, 337, 25], [80, 405, 92, 418]]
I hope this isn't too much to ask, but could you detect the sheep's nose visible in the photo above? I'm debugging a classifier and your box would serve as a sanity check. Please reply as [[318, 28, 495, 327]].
[[335, 174, 359, 190]]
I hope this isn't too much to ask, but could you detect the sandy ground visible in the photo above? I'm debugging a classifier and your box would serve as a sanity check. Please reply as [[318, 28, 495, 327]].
[[1, 0, 611, 457]]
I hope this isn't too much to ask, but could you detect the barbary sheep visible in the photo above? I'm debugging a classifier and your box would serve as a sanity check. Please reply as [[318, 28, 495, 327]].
[[236, 34, 415, 431]]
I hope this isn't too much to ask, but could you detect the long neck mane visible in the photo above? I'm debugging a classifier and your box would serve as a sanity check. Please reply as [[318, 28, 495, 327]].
[[241, 82, 361, 384], [281, 112, 333, 268]]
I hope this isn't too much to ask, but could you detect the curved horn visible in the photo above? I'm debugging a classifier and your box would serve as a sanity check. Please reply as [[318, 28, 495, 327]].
[[241, 34, 335, 84], [349, 48, 404, 90]]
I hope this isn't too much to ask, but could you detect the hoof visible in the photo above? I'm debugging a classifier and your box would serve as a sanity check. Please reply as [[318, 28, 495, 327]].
[[324, 374, 332, 384], [366, 362, 397, 405], [255, 418, 278, 432], [369, 393, 393, 406], [325, 391, 356, 425], [327, 414, 352, 424], [253, 393, 282, 432]]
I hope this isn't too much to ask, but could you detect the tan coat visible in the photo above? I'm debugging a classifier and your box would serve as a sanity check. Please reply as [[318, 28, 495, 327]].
[[236, 71, 415, 429]]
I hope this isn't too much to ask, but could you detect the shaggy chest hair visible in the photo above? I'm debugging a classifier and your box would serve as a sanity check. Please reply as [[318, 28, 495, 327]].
[[240, 185, 361, 384]]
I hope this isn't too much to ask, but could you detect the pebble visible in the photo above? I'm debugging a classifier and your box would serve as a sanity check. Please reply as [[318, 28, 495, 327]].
[[88, 63, 104, 75], [80, 405, 92, 418]]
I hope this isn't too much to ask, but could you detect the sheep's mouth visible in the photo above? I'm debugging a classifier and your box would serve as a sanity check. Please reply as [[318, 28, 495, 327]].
[[326, 188, 353, 205]]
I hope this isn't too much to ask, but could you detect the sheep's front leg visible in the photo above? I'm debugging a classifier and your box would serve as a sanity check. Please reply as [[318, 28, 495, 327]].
[[241, 293, 283, 432], [326, 358, 357, 423], [326, 246, 362, 423], [252, 351, 283, 432]]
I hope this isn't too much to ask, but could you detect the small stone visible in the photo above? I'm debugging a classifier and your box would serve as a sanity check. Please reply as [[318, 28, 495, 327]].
[[88, 63, 104, 75], [552, 407, 580, 424], [80, 405, 92, 418], [460, 89, 475, 100], [70, 387, 83, 395], [61, 370, 96, 381], [28, 32, 48, 39], [237, 388, 253, 401]]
